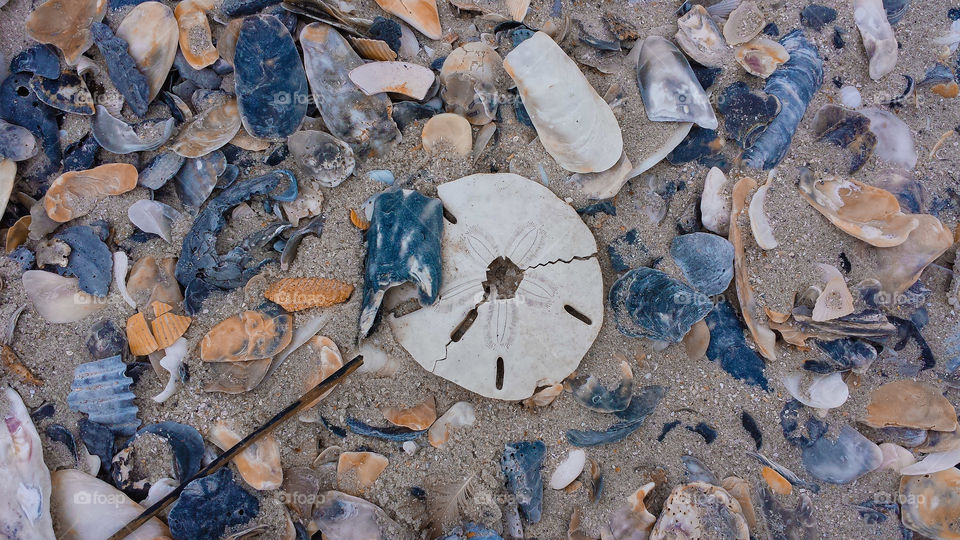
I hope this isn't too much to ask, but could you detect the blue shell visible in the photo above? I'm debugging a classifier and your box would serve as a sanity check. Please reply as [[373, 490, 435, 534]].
[[666, 127, 724, 166], [500, 441, 545, 523], [113, 422, 204, 496], [90, 23, 151, 118], [45, 424, 78, 461], [176, 150, 226, 211], [811, 104, 876, 174], [0, 73, 61, 173], [173, 51, 222, 90], [0, 119, 37, 162], [141, 150, 186, 190], [718, 81, 781, 149], [570, 371, 633, 413], [606, 229, 650, 273], [221, 0, 282, 17], [79, 419, 115, 474], [670, 233, 734, 296], [168, 468, 259, 540], [743, 30, 823, 170], [883, 0, 909, 24], [800, 5, 837, 32], [805, 339, 877, 373], [801, 424, 883, 484], [609, 267, 713, 342], [8, 247, 35, 272], [681, 455, 718, 484], [67, 355, 140, 436], [9, 44, 60, 79], [392, 101, 440, 132], [705, 301, 769, 390], [359, 190, 443, 337], [946, 324, 960, 376], [30, 71, 94, 115], [62, 134, 100, 172], [345, 417, 426, 442], [566, 385, 666, 447], [54, 226, 113, 297], [234, 14, 307, 139], [86, 319, 127, 360]]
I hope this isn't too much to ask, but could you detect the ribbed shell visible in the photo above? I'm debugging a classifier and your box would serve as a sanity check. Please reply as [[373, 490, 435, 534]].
[[66, 355, 140, 436], [264, 277, 354, 311]]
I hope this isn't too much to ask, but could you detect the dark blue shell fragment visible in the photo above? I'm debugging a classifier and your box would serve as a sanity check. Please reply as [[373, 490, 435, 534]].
[[577, 200, 616, 216], [264, 5, 299, 35], [62, 134, 100, 172], [811, 104, 876, 174], [805, 339, 877, 373], [369, 17, 403, 53], [79, 419, 115, 474], [950, 7, 960, 20], [392, 101, 441, 131], [141, 150, 186, 190], [763, 22, 780, 36], [90, 22, 151, 118], [609, 267, 713, 342], [0, 73, 61, 172], [265, 144, 289, 166], [8, 247, 35, 272], [743, 30, 823, 169], [705, 301, 769, 390], [54, 226, 113, 297], [513, 91, 534, 128], [686, 422, 717, 443], [86, 319, 127, 360], [666, 126, 723, 166], [606, 229, 650, 273], [570, 370, 633, 413], [234, 14, 308, 140], [30, 71, 95, 115], [168, 468, 259, 540], [320, 415, 347, 438], [221, 0, 283, 17], [173, 50, 222, 90], [670, 232, 734, 296], [176, 150, 226, 211], [129, 422, 204, 482], [566, 386, 666, 447], [717, 81, 780, 149], [45, 424, 78, 461], [500, 441, 545, 523], [800, 5, 837, 32], [345, 417, 426, 441], [888, 316, 935, 371], [359, 189, 443, 337], [690, 63, 722, 90], [658, 420, 681, 442], [780, 399, 829, 448], [883, 0, 910, 24], [217, 164, 240, 189], [10, 45, 60, 79], [742, 411, 762, 449]]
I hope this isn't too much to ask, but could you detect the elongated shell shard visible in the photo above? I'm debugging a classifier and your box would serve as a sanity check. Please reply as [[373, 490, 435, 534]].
[[636, 36, 718, 130], [854, 0, 898, 80], [504, 32, 623, 173], [116, 2, 178, 102]]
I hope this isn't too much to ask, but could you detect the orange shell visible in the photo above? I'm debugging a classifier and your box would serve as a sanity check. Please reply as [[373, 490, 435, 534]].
[[381, 395, 437, 430], [45, 163, 138, 222], [200, 309, 293, 362], [351, 38, 397, 61], [5, 216, 31, 253], [337, 451, 388, 495], [349, 208, 370, 230], [127, 256, 183, 309], [302, 336, 344, 409], [932, 82, 960, 99], [151, 312, 192, 349], [761, 466, 792, 495], [151, 301, 173, 318], [264, 277, 354, 311], [127, 311, 159, 356], [2, 344, 43, 386], [209, 422, 283, 490], [25, 0, 106, 65], [174, 0, 218, 70]]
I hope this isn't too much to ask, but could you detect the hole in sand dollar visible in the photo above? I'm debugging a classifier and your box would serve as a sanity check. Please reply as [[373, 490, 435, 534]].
[[564, 304, 593, 325], [442, 206, 458, 224], [496, 357, 504, 390], [483, 256, 523, 300], [450, 307, 478, 342]]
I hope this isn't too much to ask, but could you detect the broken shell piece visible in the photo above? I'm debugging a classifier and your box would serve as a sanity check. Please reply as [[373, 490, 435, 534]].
[[571, 361, 633, 413], [731, 177, 777, 361], [200, 306, 294, 362], [812, 264, 854, 321], [802, 424, 883, 484], [298, 336, 343, 422], [854, 0, 898, 80], [25, 0, 105, 65], [782, 372, 849, 410], [209, 422, 283, 490], [549, 449, 586, 490], [636, 36, 718, 130], [736, 38, 790, 78], [151, 309, 192, 349], [723, 0, 765, 45], [421, 113, 472, 156], [174, 0, 218, 70], [873, 214, 953, 294], [51, 469, 169, 540], [569, 150, 638, 200], [205, 359, 272, 394], [798, 174, 918, 247], [523, 383, 563, 408], [30, 71, 95, 115], [116, 2, 179, 101], [507, 0, 530, 21], [171, 99, 242, 158], [683, 319, 711, 360], [761, 466, 793, 495], [701, 167, 731, 235], [350, 37, 397, 61], [91, 106, 176, 154], [675, 4, 728, 68], [337, 451, 388, 495], [5, 216, 31, 253], [863, 380, 958, 432], [127, 311, 159, 356], [388, 174, 603, 400], [44, 163, 138, 223], [611, 267, 713, 342], [22, 270, 105, 324], [440, 42, 502, 125], [878, 442, 915, 472], [602, 482, 657, 539], [428, 401, 476, 447], [650, 482, 749, 539], [381, 396, 437, 430], [670, 232, 734, 296], [67, 355, 140, 436], [900, 469, 960, 539], [348, 62, 435, 100], [721, 477, 758, 531], [128, 199, 182, 243], [859, 107, 917, 170], [372, 0, 441, 40], [504, 32, 623, 173], [287, 130, 356, 188], [0, 120, 38, 162], [264, 277, 354, 311], [127, 256, 183, 309], [153, 338, 187, 403], [0, 387, 55, 538], [748, 176, 778, 250]]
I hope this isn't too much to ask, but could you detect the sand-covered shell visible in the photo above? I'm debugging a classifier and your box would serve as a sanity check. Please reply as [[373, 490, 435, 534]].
[[504, 32, 623, 173], [44, 163, 137, 223], [610, 267, 713, 342], [174, 0, 218, 70], [723, 0, 765, 45], [854, 0, 898, 80], [862, 380, 958, 431], [373, 0, 441, 40], [115, 2, 178, 102], [264, 277, 354, 311], [167, 468, 258, 540], [51, 469, 169, 540], [171, 98, 242, 158], [670, 232, 734, 296], [25, 0, 105, 65], [67, 355, 140, 436], [736, 38, 790, 78], [650, 482, 749, 539], [200, 305, 294, 362], [811, 104, 877, 173], [0, 119, 38, 162], [675, 4, 728, 68], [337, 451, 388, 495], [636, 36, 718, 130], [381, 396, 437, 430], [798, 174, 918, 247], [348, 61, 435, 100], [287, 130, 356, 187], [900, 469, 960, 539], [22, 270, 105, 324], [440, 42, 502, 125], [310, 490, 411, 537], [421, 113, 472, 156], [298, 336, 344, 422], [209, 422, 283, 490], [501, 441, 545, 523], [860, 107, 917, 170], [801, 424, 883, 484]]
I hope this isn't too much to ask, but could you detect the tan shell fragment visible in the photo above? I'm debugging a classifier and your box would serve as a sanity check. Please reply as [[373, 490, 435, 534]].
[[264, 277, 354, 311], [22, 271, 105, 324], [650, 482, 749, 539], [900, 469, 960, 540], [299, 336, 344, 422], [864, 380, 959, 432], [174, 0, 218, 70], [812, 263, 855, 322], [675, 4, 728, 68], [116, 2, 179, 101], [209, 422, 283, 490], [204, 358, 272, 394], [798, 174, 919, 247], [682, 319, 710, 360], [44, 163, 138, 223], [736, 38, 790, 78], [721, 476, 758, 532], [723, 0, 765, 45], [874, 214, 954, 294], [6, 216, 31, 253], [428, 401, 475, 447], [350, 38, 398, 61], [171, 99, 242, 158], [373, 0, 441, 40], [348, 62, 435, 100], [25, 0, 106, 65], [337, 451, 388, 495], [200, 309, 294, 362], [507, 0, 530, 21], [421, 113, 472, 156], [381, 395, 437, 430], [127, 311, 159, 356], [522, 383, 563, 408], [126, 256, 183, 309], [150, 310, 192, 349], [217, 19, 243, 67]]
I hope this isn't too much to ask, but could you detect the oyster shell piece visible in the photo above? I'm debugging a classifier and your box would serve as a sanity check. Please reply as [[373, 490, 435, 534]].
[[127, 256, 183, 310], [91, 106, 175, 154], [300, 23, 401, 157], [636, 36, 718, 130], [174, 0, 218, 70], [388, 174, 602, 400], [373, 0, 441, 40], [900, 469, 960, 539], [797, 174, 918, 247], [25, 0, 106, 66], [90, 22, 151, 118], [0, 119, 38, 162], [701, 166, 731, 235], [748, 176, 778, 250], [67, 355, 140, 436], [337, 451, 388, 495], [45, 163, 138, 223], [0, 74, 61, 171], [743, 30, 823, 169], [167, 468, 258, 539], [801, 424, 883, 484], [504, 31, 623, 173], [22, 270, 105, 324], [863, 380, 958, 431], [381, 396, 437, 430], [650, 482, 749, 539], [200, 304, 294, 363], [348, 61, 435, 100], [501, 441, 545, 523], [736, 38, 790, 78], [671, 232, 734, 295], [873, 213, 953, 294], [723, 0, 765, 45], [287, 130, 356, 187], [610, 267, 713, 342], [139, 150, 184, 190], [310, 490, 411, 537], [602, 482, 656, 538], [209, 422, 283, 490], [51, 469, 169, 540], [675, 5, 728, 68], [116, 2, 178, 102], [128, 199, 182, 243], [171, 99, 242, 158], [854, 0, 898, 80], [570, 361, 633, 413], [0, 387, 55, 539], [421, 113, 472, 156], [10, 44, 60, 79]]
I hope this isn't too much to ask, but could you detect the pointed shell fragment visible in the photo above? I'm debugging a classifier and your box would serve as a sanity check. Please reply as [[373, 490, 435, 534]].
[[675, 4, 728, 68], [209, 422, 283, 490], [381, 396, 437, 430], [116, 2, 179, 101], [421, 113, 472, 156], [127, 311, 159, 356], [373, 0, 441, 40], [748, 176, 778, 250], [44, 163, 138, 223], [337, 451, 388, 495], [348, 61, 435, 100], [298, 336, 343, 422], [22, 270, 105, 324], [873, 213, 953, 294], [51, 469, 169, 540], [200, 308, 294, 362], [171, 99, 242, 158], [736, 38, 790, 78], [264, 277, 353, 312], [863, 380, 958, 432], [428, 401, 476, 447], [25, 0, 105, 65], [636, 36, 718, 130], [174, 0, 218, 70], [854, 0, 899, 80]]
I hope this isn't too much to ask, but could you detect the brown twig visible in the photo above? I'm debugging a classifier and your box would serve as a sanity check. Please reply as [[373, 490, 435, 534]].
[[106, 355, 364, 540]]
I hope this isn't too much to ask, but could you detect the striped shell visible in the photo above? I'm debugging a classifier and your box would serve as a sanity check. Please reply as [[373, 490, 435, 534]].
[[66, 355, 140, 436], [127, 311, 159, 356], [264, 277, 354, 311], [350, 38, 397, 61], [151, 307, 192, 349]]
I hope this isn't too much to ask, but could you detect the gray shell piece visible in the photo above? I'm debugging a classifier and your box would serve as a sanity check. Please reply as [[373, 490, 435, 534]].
[[67, 355, 141, 436], [636, 36, 718, 129], [801, 424, 883, 484], [670, 232, 735, 296]]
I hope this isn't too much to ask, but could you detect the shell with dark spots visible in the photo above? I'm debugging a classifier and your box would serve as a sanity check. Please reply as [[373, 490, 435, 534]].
[[167, 468, 259, 539], [501, 441, 545, 523]]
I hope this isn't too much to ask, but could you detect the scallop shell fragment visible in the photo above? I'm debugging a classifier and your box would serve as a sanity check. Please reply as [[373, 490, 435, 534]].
[[372, 0, 441, 40], [116, 2, 179, 101], [675, 4, 728, 68], [264, 277, 354, 311], [736, 38, 790, 78], [44, 163, 138, 223], [209, 422, 283, 490], [636, 36, 718, 130], [351, 37, 398, 61], [348, 61, 435, 100], [171, 99, 242, 158], [421, 113, 472, 156], [504, 32, 623, 173], [174, 0, 218, 70], [66, 355, 140, 436], [127, 311, 159, 356]]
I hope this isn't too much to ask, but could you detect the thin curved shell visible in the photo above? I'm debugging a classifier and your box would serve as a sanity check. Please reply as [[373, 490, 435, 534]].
[[44, 163, 138, 222], [504, 32, 623, 173], [52, 469, 169, 540], [171, 99, 242, 158]]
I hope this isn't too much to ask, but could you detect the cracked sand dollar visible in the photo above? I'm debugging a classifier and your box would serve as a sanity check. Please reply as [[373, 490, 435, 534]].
[[388, 173, 603, 400]]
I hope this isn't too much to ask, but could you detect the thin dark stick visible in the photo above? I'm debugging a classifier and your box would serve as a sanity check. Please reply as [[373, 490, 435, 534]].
[[107, 355, 364, 540]]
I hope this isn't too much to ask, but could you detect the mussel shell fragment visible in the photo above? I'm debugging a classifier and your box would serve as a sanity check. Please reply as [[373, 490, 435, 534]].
[[801, 424, 883, 484], [175, 150, 226, 212], [705, 301, 769, 390], [609, 267, 713, 342], [29, 71, 95, 115], [90, 22, 151, 118], [167, 468, 258, 540], [566, 385, 666, 447], [67, 355, 140, 436], [53, 226, 113, 297], [501, 441, 545, 523], [91, 106, 175, 154]]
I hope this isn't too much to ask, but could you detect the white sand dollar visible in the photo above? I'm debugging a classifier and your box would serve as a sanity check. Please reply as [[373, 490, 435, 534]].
[[389, 173, 603, 400]]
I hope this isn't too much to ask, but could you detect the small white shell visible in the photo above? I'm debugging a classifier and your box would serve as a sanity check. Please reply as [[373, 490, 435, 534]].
[[428, 401, 476, 448], [153, 337, 187, 403], [549, 449, 586, 490], [782, 372, 849, 410], [113, 251, 136, 308], [839, 85, 863, 108], [701, 167, 731, 235], [748, 177, 777, 250], [900, 446, 960, 476], [128, 199, 182, 243], [853, 0, 898, 80]]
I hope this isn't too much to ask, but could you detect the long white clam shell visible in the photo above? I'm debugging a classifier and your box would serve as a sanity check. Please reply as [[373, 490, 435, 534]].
[[504, 32, 623, 173]]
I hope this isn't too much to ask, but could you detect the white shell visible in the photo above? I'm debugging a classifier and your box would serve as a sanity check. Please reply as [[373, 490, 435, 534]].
[[782, 372, 849, 410], [748, 177, 777, 250], [128, 199, 182, 243], [900, 447, 960, 476], [427, 401, 476, 447], [113, 251, 136, 308], [549, 449, 586, 490], [504, 32, 623, 173], [860, 107, 917, 170], [636, 36, 718, 130], [389, 173, 603, 400], [812, 263, 855, 322], [348, 61, 435, 100], [22, 270, 105, 323], [0, 158, 15, 218], [51, 469, 169, 539], [701, 167, 731, 235], [854, 0, 898, 80], [839, 85, 862, 108], [877, 443, 915, 472], [0, 387, 55, 539], [153, 337, 188, 403]]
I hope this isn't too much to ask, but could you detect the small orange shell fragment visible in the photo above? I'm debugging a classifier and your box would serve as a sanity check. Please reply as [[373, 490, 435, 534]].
[[761, 466, 792, 495], [337, 451, 388, 495], [2, 345, 43, 386], [349, 208, 370, 230], [264, 277, 354, 312], [151, 312, 192, 349], [5, 216, 31, 253], [209, 422, 283, 490], [299, 336, 344, 421], [127, 311, 159, 356], [151, 301, 173, 318], [381, 395, 437, 430], [350, 37, 397, 61], [932, 82, 960, 99]]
